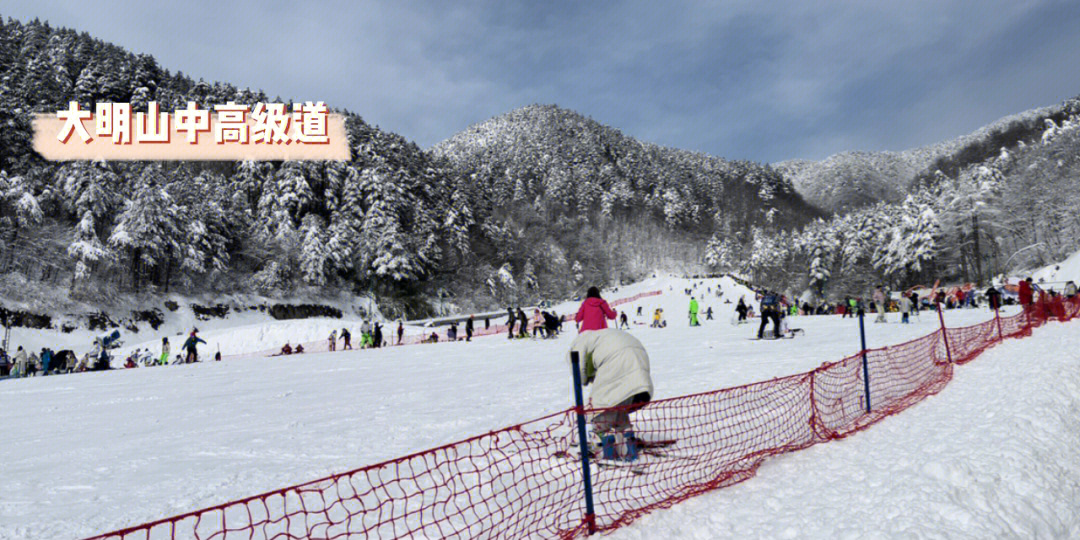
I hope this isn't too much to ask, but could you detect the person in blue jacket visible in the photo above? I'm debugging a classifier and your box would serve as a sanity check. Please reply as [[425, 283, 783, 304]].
[[183, 330, 206, 363], [757, 291, 782, 339]]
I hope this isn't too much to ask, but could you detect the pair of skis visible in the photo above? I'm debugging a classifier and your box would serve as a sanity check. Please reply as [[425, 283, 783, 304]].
[[554, 438, 681, 475]]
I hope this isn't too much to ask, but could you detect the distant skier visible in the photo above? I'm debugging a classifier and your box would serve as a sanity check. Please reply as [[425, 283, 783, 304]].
[[543, 311, 561, 337], [447, 323, 458, 342], [985, 286, 1002, 311], [688, 297, 700, 326], [899, 292, 913, 324], [706, 306, 713, 320], [873, 287, 887, 323], [341, 327, 353, 350], [1018, 277, 1035, 312], [183, 331, 206, 363], [373, 323, 383, 348], [619, 311, 629, 329], [736, 297, 748, 322], [466, 315, 474, 342], [396, 322, 404, 345], [757, 291, 781, 339], [159, 337, 171, 365], [360, 320, 373, 348], [574, 286, 617, 333], [569, 328, 654, 461], [506, 307, 516, 340], [517, 308, 529, 338], [329, 329, 337, 352]]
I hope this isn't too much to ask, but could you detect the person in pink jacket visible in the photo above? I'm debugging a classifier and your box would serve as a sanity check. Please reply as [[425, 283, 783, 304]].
[[575, 286, 617, 332]]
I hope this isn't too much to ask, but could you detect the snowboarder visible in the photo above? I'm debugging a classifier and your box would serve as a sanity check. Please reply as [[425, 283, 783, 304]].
[[159, 337, 170, 365], [183, 331, 206, 363], [757, 291, 781, 339], [466, 316, 474, 341], [329, 329, 337, 352], [575, 286, 617, 333], [688, 297, 700, 326], [342, 328, 353, 350], [568, 328, 654, 461]]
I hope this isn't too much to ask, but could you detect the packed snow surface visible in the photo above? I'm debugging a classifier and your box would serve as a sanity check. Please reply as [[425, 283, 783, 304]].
[[1, 276, 1076, 539]]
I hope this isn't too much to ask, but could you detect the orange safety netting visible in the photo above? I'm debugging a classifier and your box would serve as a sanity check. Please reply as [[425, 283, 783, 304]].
[[87, 296, 1080, 540]]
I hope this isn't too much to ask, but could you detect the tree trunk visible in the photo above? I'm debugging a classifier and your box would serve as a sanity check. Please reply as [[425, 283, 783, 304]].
[[131, 247, 141, 290], [971, 214, 982, 285]]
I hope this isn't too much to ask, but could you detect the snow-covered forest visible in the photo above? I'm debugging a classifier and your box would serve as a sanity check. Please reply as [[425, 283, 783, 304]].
[[1, 16, 1078, 317], [711, 102, 1080, 299], [0, 17, 817, 316]]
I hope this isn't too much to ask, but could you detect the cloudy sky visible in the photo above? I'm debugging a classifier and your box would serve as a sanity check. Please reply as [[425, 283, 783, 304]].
[[3, 0, 1079, 162]]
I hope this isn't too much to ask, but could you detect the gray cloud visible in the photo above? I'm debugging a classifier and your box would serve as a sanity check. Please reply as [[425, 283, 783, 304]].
[[2, 0, 1078, 162]]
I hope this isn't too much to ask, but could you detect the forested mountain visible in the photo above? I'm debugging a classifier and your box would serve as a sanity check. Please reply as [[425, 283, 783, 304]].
[[431, 105, 821, 304], [775, 105, 1072, 214], [712, 96, 1080, 299], [0, 17, 821, 316]]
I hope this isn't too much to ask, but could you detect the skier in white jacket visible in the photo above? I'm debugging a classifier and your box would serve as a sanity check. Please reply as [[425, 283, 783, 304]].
[[569, 328, 654, 460]]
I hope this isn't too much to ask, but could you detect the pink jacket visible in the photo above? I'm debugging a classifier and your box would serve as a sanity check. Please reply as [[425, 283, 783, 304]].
[[575, 297, 617, 332]]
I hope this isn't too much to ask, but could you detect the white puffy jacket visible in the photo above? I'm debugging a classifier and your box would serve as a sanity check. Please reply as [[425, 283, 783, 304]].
[[568, 329, 653, 411]]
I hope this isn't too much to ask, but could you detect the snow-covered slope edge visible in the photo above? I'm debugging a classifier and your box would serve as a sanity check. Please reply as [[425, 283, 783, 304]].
[[612, 321, 1080, 539]]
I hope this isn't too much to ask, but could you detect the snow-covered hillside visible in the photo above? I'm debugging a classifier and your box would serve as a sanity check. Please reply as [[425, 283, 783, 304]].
[[3, 275, 1070, 539], [774, 105, 1061, 213]]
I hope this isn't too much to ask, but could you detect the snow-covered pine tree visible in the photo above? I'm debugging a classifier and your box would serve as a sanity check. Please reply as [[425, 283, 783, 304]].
[[108, 164, 182, 289], [299, 214, 329, 286]]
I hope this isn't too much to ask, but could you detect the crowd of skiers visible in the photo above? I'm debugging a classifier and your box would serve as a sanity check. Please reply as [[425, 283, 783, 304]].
[[0, 328, 215, 379]]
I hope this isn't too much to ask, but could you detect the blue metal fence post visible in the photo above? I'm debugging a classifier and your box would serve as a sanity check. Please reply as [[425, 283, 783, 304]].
[[570, 351, 597, 535], [858, 309, 871, 413]]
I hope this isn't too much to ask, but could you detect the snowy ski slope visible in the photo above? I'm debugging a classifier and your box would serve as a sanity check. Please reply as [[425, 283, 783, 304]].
[[1, 276, 1074, 539]]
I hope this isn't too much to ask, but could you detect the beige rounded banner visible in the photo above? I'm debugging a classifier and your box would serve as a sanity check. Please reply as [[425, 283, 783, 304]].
[[33, 101, 351, 161]]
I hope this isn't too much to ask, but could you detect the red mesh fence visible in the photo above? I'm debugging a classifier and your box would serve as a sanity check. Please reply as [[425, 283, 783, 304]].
[[88, 296, 1080, 540], [234, 291, 664, 358]]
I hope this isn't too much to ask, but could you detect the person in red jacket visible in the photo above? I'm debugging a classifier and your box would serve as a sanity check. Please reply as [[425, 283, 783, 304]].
[[1018, 277, 1034, 306], [575, 286, 617, 332]]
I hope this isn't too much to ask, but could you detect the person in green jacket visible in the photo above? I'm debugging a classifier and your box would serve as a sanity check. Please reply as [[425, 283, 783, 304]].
[[159, 337, 170, 365], [689, 297, 700, 326]]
